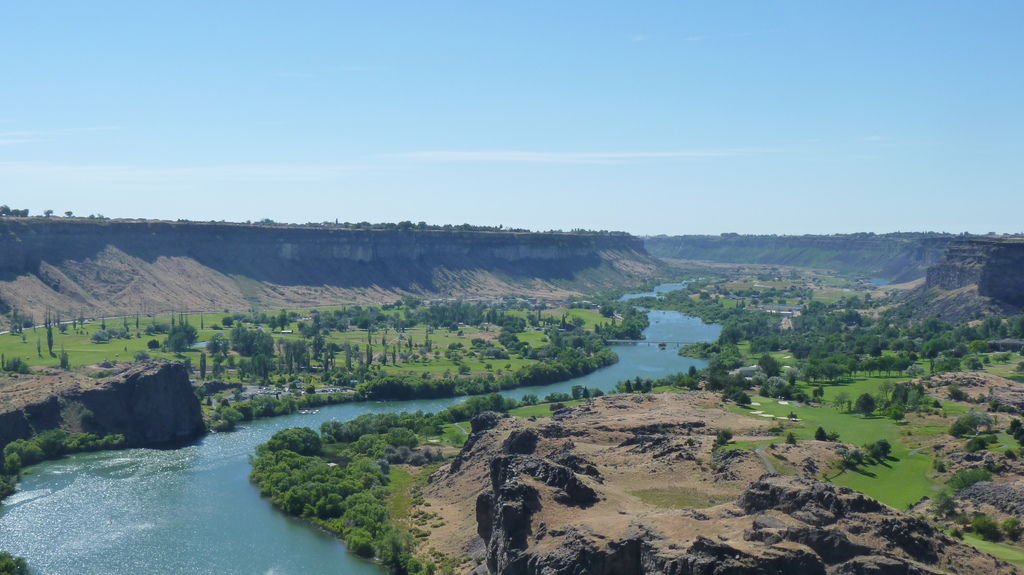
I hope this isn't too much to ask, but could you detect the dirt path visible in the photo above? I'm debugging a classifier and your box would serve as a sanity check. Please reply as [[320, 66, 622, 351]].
[[755, 447, 778, 474]]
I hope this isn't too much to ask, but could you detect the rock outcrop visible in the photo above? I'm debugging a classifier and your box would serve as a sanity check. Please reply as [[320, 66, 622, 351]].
[[0, 361, 204, 447], [925, 238, 1024, 308], [417, 394, 1019, 575]]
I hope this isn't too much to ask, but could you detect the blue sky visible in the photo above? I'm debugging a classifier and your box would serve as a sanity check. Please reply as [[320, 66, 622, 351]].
[[1, 1, 1021, 235]]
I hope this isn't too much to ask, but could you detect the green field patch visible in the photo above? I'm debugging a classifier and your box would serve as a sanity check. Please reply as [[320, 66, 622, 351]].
[[732, 395, 941, 508], [962, 533, 1024, 567]]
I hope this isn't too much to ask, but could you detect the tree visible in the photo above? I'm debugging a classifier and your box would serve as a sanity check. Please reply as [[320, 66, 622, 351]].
[[841, 449, 865, 469], [199, 352, 207, 380], [758, 354, 781, 377], [785, 432, 797, 445], [814, 426, 828, 441], [833, 391, 852, 412], [0, 552, 29, 575], [263, 427, 322, 456], [854, 393, 876, 416], [932, 491, 956, 518], [865, 439, 892, 461]]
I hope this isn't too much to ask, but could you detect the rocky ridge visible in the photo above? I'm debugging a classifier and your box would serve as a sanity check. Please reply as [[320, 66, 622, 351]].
[[419, 394, 1018, 575], [0, 361, 204, 447]]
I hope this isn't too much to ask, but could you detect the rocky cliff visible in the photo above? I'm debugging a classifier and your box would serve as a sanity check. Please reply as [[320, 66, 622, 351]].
[[0, 219, 659, 324], [926, 238, 1024, 307], [417, 394, 1016, 575], [0, 361, 204, 447], [645, 233, 953, 281]]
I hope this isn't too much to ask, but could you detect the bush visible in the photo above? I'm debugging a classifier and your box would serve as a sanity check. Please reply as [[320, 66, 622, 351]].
[[1003, 517, 1022, 541], [714, 429, 733, 449], [0, 552, 28, 575], [972, 514, 1002, 542], [948, 385, 968, 401], [950, 410, 993, 438], [345, 527, 376, 558], [932, 491, 956, 517], [948, 468, 992, 492], [965, 435, 997, 453]]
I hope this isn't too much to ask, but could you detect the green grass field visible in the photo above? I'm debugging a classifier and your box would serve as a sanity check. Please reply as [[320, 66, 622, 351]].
[[731, 393, 942, 509], [0, 309, 555, 382], [962, 533, 1024, 567]]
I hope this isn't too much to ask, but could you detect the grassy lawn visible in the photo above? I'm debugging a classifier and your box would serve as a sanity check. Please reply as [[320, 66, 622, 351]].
[[507, 399, 585, 418], [1, 309, 546, 383], [962, 533, 1024, 567], [438, 423, 470, 446], [388, 466, 417, 525], [731, 394, 942, 509]]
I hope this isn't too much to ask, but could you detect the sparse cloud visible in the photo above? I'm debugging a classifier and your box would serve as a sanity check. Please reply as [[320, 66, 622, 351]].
[[630, 34, 650, 43], [0, 126, 120, 146], [277, 66, 376, 79], [386, 149, 737, 165], [0, 162, 375, 188]]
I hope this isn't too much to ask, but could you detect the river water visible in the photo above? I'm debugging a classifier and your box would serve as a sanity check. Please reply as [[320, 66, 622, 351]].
[[0, 292, 719, 575]]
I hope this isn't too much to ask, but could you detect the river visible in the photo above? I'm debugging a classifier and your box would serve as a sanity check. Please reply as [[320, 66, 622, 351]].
[[0, 290, 720, 575]]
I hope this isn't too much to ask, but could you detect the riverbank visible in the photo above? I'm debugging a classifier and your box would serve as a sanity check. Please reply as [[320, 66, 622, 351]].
[[0, 289, 718, 574]]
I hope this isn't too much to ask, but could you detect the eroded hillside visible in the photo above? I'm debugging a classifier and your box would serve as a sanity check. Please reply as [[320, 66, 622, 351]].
[[0, 220, 661, 325]]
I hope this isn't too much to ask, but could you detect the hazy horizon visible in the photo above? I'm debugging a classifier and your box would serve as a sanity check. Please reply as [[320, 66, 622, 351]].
[[3, 1, 1022, 235]]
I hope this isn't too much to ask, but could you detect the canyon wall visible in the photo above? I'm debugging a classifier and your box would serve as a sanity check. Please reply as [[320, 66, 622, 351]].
[[645, 233, 953, 281], [926, 238, 1024, 307], [0, 219, 659, 322], [0, 361, 204, 447]]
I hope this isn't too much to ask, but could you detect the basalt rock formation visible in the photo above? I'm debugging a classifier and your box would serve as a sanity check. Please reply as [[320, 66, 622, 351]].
[[0, 219, 660, 325], [419, 394, 1018, 575], [0, 361, 204, 447], [925, 238, 1024, 307], [892, 237, 1024, 321], [645, 233, 953, 282]]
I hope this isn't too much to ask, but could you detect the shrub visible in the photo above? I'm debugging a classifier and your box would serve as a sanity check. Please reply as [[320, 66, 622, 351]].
[[0, 552, 28, 575], [948, 385, 968, 401], [972, 514, 1002, 542], [1003, 517, 1022, 541], [345, 527, 375, 557], [965, 435, 997, 453], [931, 491, 956, 517], [714, 429, 733, 449], [865, 439, 892, 461], [948, 468, 992, 492]]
